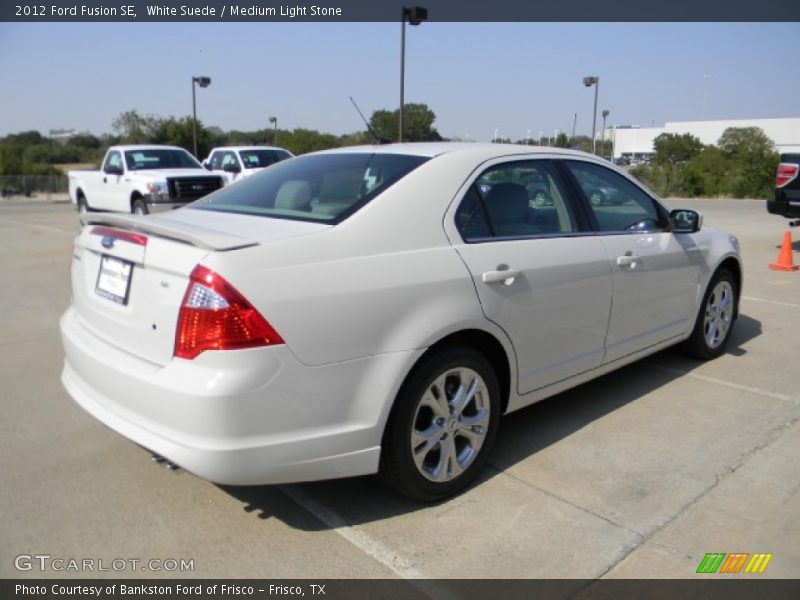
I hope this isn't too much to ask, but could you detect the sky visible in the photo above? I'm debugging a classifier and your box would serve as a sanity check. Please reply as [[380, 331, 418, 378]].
[[1, 22, 799, 142]]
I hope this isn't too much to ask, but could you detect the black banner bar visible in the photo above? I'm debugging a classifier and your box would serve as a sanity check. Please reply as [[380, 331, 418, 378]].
[[2, 0, 800, 22], [3, 579, 800, 600]]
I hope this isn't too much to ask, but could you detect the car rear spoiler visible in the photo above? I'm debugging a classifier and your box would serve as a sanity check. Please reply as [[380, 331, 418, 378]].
[[80, 213, 259, 251]]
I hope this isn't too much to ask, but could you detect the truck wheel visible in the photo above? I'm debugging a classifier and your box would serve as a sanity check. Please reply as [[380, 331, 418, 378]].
[[132, 199, 149, 215], [76, 193, 89, 214], [380, 346, 501, 502]]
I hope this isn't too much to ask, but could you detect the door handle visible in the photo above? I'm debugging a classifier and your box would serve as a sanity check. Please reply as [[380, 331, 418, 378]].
[[616, 254, 640, 268], [103, 177, 107, 184], [482, 268, 522, 285]]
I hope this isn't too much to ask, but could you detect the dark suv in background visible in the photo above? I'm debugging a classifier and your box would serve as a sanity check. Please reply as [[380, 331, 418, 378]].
[[768, 153, 800, 219]]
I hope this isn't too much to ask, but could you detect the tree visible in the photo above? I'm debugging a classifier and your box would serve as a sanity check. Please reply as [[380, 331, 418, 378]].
[[652, 133, 704, 166], [554, 133, 570, 148], [111, 110, 161, 143], [369, 103, 443, 143], [717, 127, 779, 199]]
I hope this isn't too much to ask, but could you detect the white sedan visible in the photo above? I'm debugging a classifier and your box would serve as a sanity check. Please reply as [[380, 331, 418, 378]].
[[60, 143, 741, 501]]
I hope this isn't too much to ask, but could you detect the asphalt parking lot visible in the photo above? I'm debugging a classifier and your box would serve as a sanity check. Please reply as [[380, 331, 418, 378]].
[[1, 197, 798, 581]]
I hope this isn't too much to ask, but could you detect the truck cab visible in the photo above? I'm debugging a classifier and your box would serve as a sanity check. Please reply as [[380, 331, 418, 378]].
[[203, 146, 294, 184]]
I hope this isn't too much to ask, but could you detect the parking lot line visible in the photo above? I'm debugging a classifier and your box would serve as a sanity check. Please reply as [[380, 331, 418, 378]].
[[742, 295, 800, 309], [278, 484, 428, 579], [651, 364, 798, 403]]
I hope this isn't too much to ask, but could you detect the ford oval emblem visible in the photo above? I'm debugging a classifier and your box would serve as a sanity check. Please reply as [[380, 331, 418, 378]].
[[101, 236, 115, 249]]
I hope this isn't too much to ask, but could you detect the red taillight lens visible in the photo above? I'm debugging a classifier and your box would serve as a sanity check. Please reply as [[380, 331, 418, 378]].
[[175, 265, 284, 359], [90, 226, 148, 246], [776, 163, 799, 188]]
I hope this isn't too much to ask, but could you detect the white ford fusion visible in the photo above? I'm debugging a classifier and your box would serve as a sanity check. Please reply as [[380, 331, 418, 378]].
[[60, 143, 741, 501]]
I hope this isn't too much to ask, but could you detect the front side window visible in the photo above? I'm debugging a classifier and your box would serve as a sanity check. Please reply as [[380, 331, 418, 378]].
[[192, 153, 429, 223], [563, 160, 668, 233], [103, 151, 123, 172], [455, 160, 578, 241], [221, 152, 239, 170], [209, 152, 224, 170]]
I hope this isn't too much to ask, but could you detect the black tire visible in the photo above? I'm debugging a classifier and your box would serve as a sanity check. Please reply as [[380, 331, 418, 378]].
[[132, 198, 149, 215], [76, 193, 89, 214], [682, 268, 737, 360], [380, 346, 501, 502]]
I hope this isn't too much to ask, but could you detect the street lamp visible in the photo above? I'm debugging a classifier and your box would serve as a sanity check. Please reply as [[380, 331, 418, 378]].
[[269, 116, 277, 145], [601, 109, 610, 159], [493, 128, 499, 143], [399, 5, 427, 142], [583, 75, 599, 154], [191, 76, 211, 158], [526, 129, 531, 145]]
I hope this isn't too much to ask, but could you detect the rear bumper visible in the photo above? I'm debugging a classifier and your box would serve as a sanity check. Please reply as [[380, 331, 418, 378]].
[[60, 306, 421, 485], [767, 191, 800, 218]]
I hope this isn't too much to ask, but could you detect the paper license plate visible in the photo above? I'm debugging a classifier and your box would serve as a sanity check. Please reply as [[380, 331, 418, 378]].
[[95, 255, 133, 305]]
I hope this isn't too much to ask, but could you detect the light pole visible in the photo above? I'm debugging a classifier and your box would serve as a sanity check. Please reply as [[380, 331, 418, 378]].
[[269, 116, 277, 145], [191, 76, 211, 158], [526, 129, 531, 145], [538, 129, 543, 145], [493, 128, 499, 143], [583, 75, 599, 154], [601, 110, 609, 159], [399, 6, 427, 142]]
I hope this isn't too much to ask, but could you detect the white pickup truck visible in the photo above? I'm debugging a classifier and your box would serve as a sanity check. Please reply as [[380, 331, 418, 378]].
[[202, 146, 293, 184], [69, 145, 225, 215]]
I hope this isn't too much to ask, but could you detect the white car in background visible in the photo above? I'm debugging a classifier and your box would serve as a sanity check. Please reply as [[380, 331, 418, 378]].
[[60, 143, 741, 501], [202, 146, 294, 184]]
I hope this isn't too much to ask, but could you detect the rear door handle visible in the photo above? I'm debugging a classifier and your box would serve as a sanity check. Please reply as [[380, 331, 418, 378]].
[[616, 254, 640, 268], [482, 268, 522, 284]]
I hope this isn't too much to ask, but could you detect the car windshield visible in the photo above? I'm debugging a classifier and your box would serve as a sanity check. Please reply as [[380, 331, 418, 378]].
[[191, 153, 429, 223], [124, 149, 202, 170], [238, 149, 293, 169]]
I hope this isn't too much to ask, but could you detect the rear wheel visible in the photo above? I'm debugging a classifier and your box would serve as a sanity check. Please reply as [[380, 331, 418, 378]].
[[380, 347, 501, 502], [132, 198, 149, 215], [682, 268, 737, 359]]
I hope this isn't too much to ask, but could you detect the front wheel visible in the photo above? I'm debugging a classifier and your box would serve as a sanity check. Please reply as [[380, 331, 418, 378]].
[[132, 198, 149, 215], [682, 269, 737, 359], [76, 194, 89, 214], [380, 347, 501, 502]]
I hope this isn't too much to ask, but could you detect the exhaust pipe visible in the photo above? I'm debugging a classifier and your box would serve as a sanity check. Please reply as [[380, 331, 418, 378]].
[[150, 453, 181, 471]]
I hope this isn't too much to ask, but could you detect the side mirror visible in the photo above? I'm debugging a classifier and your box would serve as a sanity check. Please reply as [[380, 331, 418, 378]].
[[223, 163, 241, 174], [670, 209, 703, 234], [203, 162, 211, 171], [104, 164, 123, 176]]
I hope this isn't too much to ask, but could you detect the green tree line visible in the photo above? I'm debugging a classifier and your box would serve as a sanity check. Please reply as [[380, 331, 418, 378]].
[[0, 104, 442, 177], [630, 127, 779, 199]]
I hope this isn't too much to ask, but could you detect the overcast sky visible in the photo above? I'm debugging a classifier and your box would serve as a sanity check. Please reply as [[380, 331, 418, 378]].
[[1, 22, 798, 141]]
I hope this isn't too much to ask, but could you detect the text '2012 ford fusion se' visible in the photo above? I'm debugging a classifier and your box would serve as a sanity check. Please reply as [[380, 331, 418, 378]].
[[60, 143, 741, 501]]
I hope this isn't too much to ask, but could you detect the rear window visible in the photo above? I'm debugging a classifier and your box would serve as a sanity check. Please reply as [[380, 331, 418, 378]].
[[191, 153, 429, 223], [780, 154, 800, 164]]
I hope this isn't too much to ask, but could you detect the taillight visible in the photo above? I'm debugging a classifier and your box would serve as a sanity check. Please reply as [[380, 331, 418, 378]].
[[90, 226, 148, 246], [175, 265, 284, 359], [776, 163, 799, 188]]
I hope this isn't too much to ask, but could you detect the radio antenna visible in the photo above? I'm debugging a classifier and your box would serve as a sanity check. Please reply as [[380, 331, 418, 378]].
[[349, 96, 391, 144]]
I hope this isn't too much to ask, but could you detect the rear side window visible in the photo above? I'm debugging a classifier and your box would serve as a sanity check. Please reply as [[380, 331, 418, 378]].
[[455, 160, 578, 241], [192, 153, 429, 223]]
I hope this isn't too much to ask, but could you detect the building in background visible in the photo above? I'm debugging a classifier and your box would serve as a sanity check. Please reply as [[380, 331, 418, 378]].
[[607, 117, 800, 163]]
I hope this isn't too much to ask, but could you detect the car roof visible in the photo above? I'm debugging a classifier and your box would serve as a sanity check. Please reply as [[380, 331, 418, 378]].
[[316, 142, 598, 161], [111, 145, 190, 152], [209, 146, 291, 153]]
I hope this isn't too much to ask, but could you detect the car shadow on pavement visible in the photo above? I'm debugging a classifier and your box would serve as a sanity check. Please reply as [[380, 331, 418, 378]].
[[220, 313, 761, 530]]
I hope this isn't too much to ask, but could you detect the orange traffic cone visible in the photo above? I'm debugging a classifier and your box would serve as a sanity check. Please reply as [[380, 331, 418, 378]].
[[770, 231, 799, 271]]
